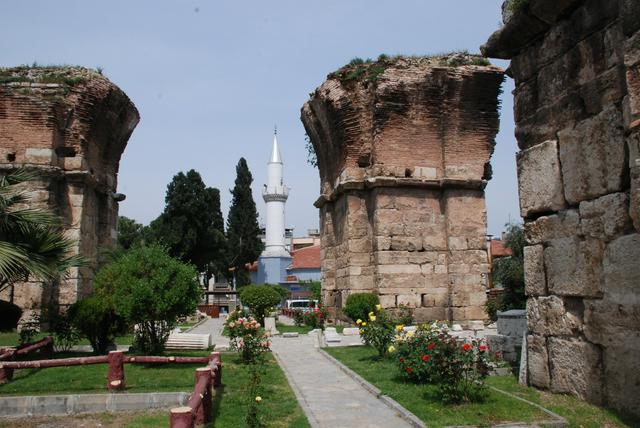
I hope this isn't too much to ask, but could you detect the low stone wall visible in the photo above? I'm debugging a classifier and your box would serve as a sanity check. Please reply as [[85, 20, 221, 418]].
[[482, 0, 640, 416]]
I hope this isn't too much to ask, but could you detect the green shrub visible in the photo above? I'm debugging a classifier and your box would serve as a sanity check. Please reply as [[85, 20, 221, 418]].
[[303, 306, 327, 330], [292, 310, 305, 327], [94, 245, 201, 354], [240, 285, 281, 325], [266, 284, 289, 301], [358, 305, 394, 357], [50, 310, 80, 352], [394, 304, 413, 326], [0, 300, 22, 331], [344, 293, 379, 323], [394, 325, 490, 403], [68, 297, 127, 354]]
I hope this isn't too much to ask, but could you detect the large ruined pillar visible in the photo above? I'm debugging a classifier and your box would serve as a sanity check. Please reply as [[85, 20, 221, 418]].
[[482, 0, 640, 416], [0, 66, 139, 314], [301, 55, 503, 325]]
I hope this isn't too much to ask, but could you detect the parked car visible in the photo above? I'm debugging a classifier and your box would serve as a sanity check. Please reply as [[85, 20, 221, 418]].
[[284, 299, 318, 313]]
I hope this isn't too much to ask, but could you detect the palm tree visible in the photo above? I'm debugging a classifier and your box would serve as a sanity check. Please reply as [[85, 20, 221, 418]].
[[0, 169, 84, 301]]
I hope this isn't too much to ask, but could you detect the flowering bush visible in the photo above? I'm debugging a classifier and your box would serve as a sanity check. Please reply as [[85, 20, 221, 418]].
[[393, 323, 490, 403], [225, 315, 271, 364], [303, 306, 327, 329], [357, 304, 394, 357]]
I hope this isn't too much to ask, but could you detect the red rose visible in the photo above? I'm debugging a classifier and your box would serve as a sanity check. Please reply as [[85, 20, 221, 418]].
[[399, 357, 405, 363], [462, 343, 472, 351], [427, 343, 436, 350], [421, 354, 430, 362], [479, 344, 488, 351], [406, 367, 413, 374]]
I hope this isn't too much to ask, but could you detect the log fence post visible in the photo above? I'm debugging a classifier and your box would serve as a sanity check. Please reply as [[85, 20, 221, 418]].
[[107, 350, 125, 391], [210, 351, 222, 387], [194, 367, 212, 425], [42, 337, 54, 359], [169, 406, 194, 428]]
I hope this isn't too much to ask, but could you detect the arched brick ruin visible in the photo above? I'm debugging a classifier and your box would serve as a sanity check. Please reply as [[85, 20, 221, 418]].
[[301, 55, 504, 324], [0, 67, 139, 316], [482, 0, 640, 417]]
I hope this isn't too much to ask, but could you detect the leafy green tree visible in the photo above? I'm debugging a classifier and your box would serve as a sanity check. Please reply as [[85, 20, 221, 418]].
[[93, 245, 201, 354], [240, 285, 281, 324], [117, 216, 145, 249], [0, 169, 84, 302], [227, 159, 263, 286], [149, 170, 227, 280], [344, 293, 379, 323], [68, 296, 127, 354], [493, 222, 526, 310]]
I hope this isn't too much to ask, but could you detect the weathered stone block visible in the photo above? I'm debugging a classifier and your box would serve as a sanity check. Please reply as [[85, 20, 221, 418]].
[[524, 245, 546, 296], [396, 294, 421, 308], [548, 337, 603, 404], [413, 307, 446, 323], [544, 237, 604, 297], [584, 299, 640, 349], [527, 296, 582, 336], [579, 192, 632, 241], [602, 233, 640, 301], [527, 334, 550, 389], [378, 294, 396, 308], [516, 140, 566, 217], [603, 346, 640, 414], [524, 209, 580, 244], [558, 106, 626, 204]]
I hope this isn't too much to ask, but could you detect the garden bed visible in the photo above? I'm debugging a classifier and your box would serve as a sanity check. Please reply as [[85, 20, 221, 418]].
[[324, 345, 636, 428]]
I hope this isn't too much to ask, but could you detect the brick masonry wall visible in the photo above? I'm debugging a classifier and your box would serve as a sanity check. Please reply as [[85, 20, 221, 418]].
[[482, 0, 640, 416], [0, 67, 139, 317], [302, 56, 503, 324]]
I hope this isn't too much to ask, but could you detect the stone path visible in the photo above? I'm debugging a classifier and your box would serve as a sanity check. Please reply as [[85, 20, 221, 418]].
[[271, 333, 412, 428], [187, 316, 229, 350]]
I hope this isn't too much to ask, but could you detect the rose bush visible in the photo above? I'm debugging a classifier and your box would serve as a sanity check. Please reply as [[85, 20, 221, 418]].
[[225, 315, 271, 364], [393, 323, 490, 403]]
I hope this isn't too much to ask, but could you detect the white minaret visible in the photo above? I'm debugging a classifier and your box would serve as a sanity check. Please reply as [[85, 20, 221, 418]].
[[261, 129, 290, 257]]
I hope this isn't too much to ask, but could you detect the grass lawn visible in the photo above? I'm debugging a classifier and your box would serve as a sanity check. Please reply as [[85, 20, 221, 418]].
[[0, 351, 309, 428], [324, 345, 638, 428], [0, 331, 135, 347]]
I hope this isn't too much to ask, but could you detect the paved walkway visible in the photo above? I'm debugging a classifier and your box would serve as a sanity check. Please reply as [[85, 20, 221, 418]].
[[271, 333, 412, 428], [187, 316, 229, 350]]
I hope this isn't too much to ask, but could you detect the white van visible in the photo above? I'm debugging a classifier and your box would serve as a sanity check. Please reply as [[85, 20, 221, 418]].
[[284, 299, 318, 312]]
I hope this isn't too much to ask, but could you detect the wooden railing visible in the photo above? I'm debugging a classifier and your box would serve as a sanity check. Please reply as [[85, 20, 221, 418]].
[[0, 347, 219, 391], [170, 352, 222, 428], [0, 336, 54, 380]]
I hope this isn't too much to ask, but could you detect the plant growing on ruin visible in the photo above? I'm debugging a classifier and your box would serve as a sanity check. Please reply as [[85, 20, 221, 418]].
[[344, 292, 379, 324], [240, 285, 281, 324], [93, 245, 201, 354], [0, 169, 84, 302]]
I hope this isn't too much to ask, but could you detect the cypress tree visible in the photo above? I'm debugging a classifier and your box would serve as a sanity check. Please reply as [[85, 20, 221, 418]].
[[149, 169, 227, 279], [227, 158, 263, 286]]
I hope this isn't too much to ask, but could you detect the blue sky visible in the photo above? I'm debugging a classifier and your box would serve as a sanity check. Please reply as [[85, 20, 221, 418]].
[[1, 0, 519, 237]]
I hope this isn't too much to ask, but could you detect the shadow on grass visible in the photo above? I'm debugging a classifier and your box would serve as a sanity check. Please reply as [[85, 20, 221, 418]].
[[211, 384, 225, 427]]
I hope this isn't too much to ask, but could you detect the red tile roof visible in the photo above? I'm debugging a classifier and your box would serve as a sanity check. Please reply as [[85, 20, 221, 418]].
[[490, 239, 513, 258], [288, 245, 321, 270]]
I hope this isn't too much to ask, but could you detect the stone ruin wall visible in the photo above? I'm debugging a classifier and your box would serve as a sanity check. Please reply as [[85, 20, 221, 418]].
[[301, 56, 503, 324], [0, 67, 139, 317], [482, 0, 640, 416]]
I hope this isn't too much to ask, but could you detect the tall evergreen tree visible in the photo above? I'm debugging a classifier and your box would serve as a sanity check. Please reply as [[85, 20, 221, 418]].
[[149, 170, 226, 279], [116, 216, 144, 250], [226, 158, 263, 286]]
